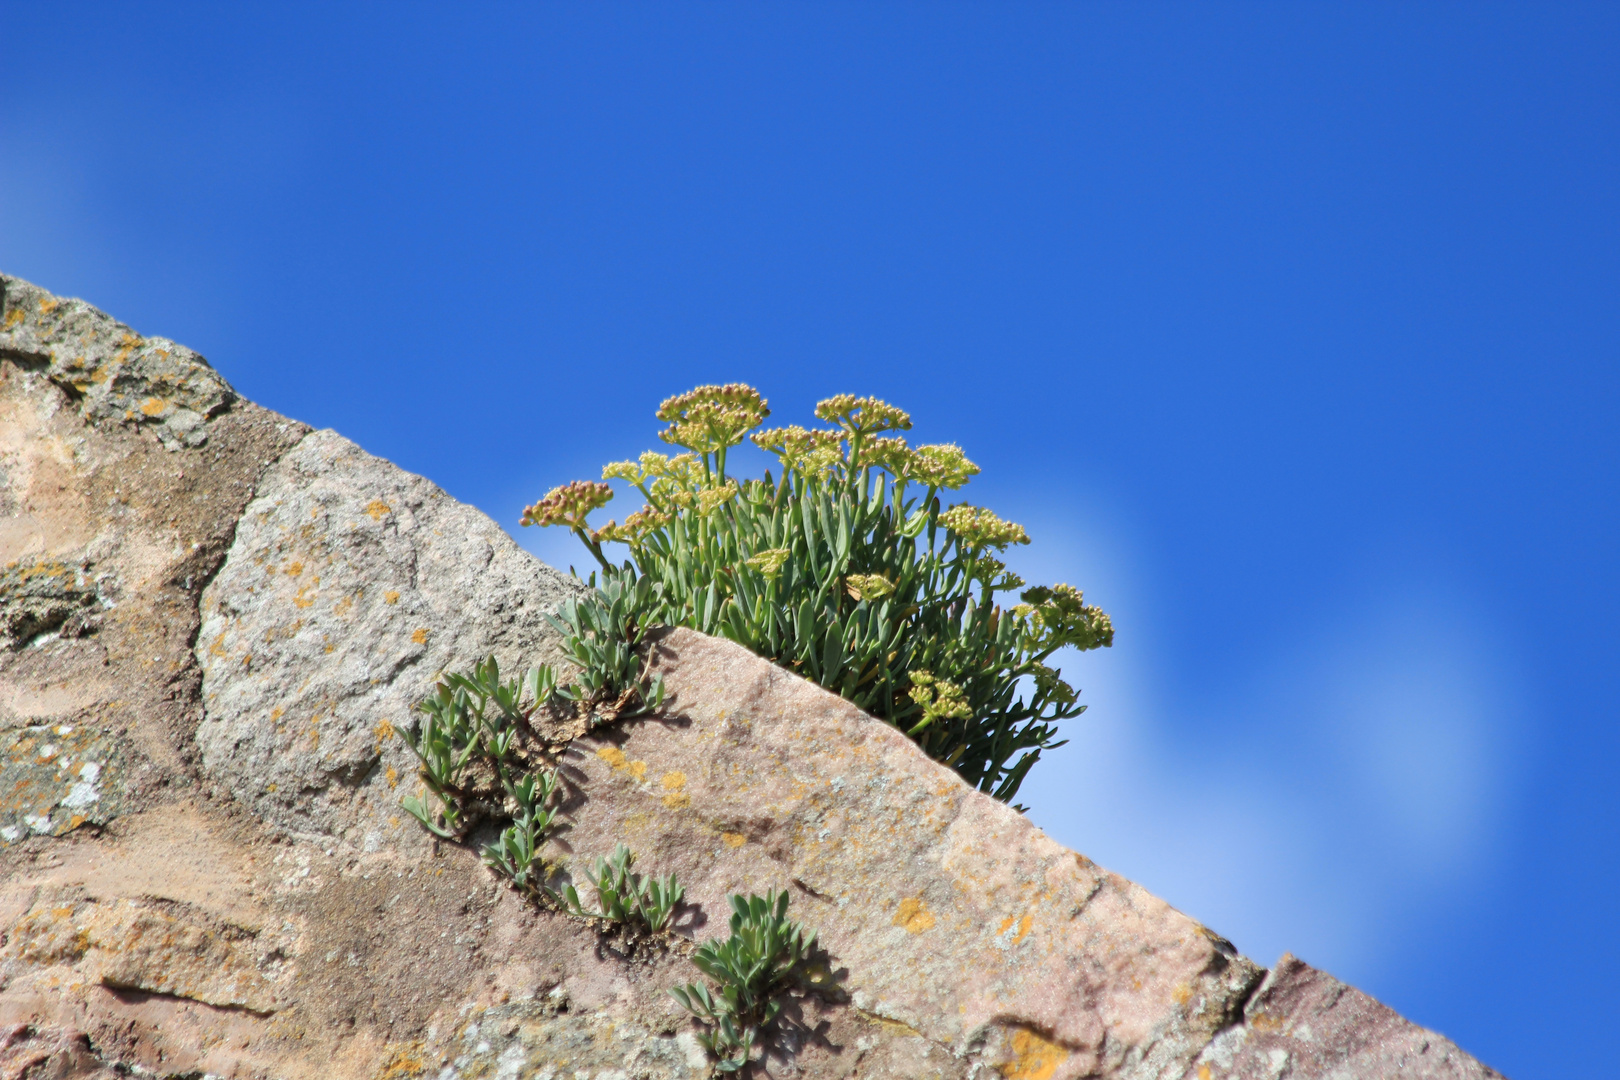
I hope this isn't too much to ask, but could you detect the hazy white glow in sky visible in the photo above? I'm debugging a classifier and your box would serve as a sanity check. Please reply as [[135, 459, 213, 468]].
[[1007, 505, 1523, 987]]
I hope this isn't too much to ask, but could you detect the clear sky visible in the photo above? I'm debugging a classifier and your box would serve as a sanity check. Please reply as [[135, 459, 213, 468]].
[[4, 5, 1616, 1076]]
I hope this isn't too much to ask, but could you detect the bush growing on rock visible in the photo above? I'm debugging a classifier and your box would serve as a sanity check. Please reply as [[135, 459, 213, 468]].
[[526, 384, 1113, 803]]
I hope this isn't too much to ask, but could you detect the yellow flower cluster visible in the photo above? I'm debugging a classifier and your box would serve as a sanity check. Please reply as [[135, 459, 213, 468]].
[[521, 480, 614, 530], [592, 505, 672, 546], [1016, 584, 1116, 650], [656, 384, 771, 453], [906, 443, 979, 490], [908, 671, 972, 731], [845, 573, 895, 601], [750, 425, 847, 475], [744, 547, 791, 579], [814, 394, 913, 435], [939, 505, 1030, 550]]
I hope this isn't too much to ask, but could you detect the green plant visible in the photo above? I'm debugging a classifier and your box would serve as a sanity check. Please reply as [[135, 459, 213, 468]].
[[546, 571, 667, 719], [399, 656, 558, 839], [669, 889, 817, 1072], [525, 384, 1114, 802], [481, 768, 562, 889], [547, 842, 685, 932]]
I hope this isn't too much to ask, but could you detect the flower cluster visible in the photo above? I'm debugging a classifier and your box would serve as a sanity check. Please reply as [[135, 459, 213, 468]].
[[744, 547, 791, 579], [905, 443, 980, 490], [907, 671, 972, 734], [845, 573, 895, 601], [939, 504, 1030, 550], [1016, 584, 1116, 651], [814, 394, 913, 435], [521, 480, 614, 530], [751, 425, 847, 476], [592, 505, 672, 546], [656, 384, 771, 454]]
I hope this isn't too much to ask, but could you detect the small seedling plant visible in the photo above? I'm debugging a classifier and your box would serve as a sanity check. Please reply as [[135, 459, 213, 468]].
[[548, 842, 685, 933], [397, 642, 671, 909], [669, 889, 817, 1072], [525, 384, 1113, 802]]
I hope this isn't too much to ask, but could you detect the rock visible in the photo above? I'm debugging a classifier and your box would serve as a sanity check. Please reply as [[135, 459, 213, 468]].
[[1181, 955, 1506, 1080], [0, 273, 1508, 1080], [0, 276, 234, 450], [194, 428, 585, 849]]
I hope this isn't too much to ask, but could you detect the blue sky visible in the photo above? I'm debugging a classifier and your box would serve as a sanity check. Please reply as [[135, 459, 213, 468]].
[[3, 5, 1616, 1075]]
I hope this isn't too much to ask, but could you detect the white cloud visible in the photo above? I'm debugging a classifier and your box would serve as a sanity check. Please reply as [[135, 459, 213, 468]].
[[1007, 504, 1525, 987]]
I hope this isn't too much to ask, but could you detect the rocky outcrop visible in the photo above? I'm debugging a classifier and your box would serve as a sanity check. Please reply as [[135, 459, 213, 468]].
[[0, 273, 1505, 1079]]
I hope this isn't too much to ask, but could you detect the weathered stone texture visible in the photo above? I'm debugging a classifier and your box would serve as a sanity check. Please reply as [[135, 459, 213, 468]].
[[1181, 955, 1505, 1080], [0, 275, 234, 450], [0, 273, 1507, 1080], [194, 428, 585, 850]]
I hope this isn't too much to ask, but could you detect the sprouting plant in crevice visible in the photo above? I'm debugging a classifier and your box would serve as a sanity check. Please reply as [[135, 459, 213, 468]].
[[481, 768, 562, 890], [669, 888, 817, 1072], [546, 572, 667, 723], [547, 842, 685, 933], [399, 656, 560, 840], [525, 383, 1114, 803]]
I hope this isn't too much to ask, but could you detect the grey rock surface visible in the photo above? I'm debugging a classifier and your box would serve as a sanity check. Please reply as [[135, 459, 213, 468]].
[[0, 275, 234, 449], [0, 273, 1508, 1080], [195, 428, 584, 850]]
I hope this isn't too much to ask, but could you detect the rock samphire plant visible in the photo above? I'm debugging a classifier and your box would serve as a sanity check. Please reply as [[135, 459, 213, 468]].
[[669, 889, 818, 1072], [525, 384, 1114, 802]]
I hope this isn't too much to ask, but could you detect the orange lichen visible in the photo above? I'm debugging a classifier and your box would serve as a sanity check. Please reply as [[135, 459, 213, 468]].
[[999, 1027, 1068, 1080], [410, 628, 428, 644], [384, 590, 400, 605], [893, 897, 936, 933], [364, 499, 392, 521], [139, 398, 168, 417], [722, 832, 746, 848]]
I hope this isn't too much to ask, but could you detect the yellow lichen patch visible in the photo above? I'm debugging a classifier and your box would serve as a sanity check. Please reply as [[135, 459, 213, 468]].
[[1198, 1066, 1213, 1080], [1248, 1010, 1284, 1034], [364, 499, 392, 521], [1173, 982, 1193, 1006], [3, 307, 23, 330], [1013, 914, 1033, 944], [38, 297, 58, 315], [208, 631, 229, 658], [375, 719, 395, 742], [377, 1043, 429, 1080], [385, 590, 401, 605], [661, 771, 686, 792], [270, 707, 284, 722], [663, 792, 691, 809], [410, 628, 428, 644], [293, 586, 316, 609], [627, 760, 647, 781], [285, 561, 304, 576], [386, 766, 399, 789], [722, 832, 746, 848], [139, 397, 168, 417], [999, 1027, 1068, 1080], [892, 897, 936, 933], [597, 746, 628, 770], [332, 593, 355, 616]]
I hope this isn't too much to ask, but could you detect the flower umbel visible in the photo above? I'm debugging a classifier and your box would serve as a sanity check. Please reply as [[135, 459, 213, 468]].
[[744, 548, 791, 579], [845, 573, 895, 601], [522, 481, 614, 531], [939, 505, 1030, 550], [814, 394, 913, 435], [657, 384, 771, 454], [907, 671, 971, 734]]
